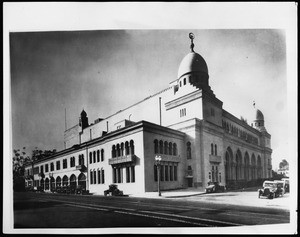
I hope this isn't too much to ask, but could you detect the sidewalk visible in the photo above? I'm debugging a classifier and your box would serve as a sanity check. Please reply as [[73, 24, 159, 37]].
[[129, 188, 206, 198]]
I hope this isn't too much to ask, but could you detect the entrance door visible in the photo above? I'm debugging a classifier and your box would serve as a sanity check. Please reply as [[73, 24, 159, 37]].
[[187, 178, 193, 187]]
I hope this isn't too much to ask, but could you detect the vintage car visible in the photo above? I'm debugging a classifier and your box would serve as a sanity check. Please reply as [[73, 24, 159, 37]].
[[104, 184, 124, 196], [281, 178, 289, 192], [258, 181, 283, 199], [75, 185, 89, 195], [205, 182, 226, 193], [274, 180, 285, 195]]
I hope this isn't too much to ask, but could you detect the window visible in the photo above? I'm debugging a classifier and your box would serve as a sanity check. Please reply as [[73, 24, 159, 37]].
[[45, 164, 49, 172], [97, 150, 100, 162], [112, 145, 116, 158], [125, 142, 130, 155], [154, 165, 158, 182], [180, 81, 182, 87], [131, 166, 135, 183], [101, 149, 104, 162], [121, 143, 124, 156], [79, 154, 84, 165], [50, 162, 54, 171], [154, 140, 158, 154], [97, 169, 101, 184], [70, 157, 75, 167], [170, 165, 173, 181], [174, 166, 177, 181], [169, 142, 172, 155], [90, 170, 93, 184], [93, 170, 96, 185], [180, 108, 186, 117], [117, 144, 120, 157], [63, 159, 67, 169], [93, 151, 96, 163], [40, 165, 44, 174], [173, 143, 177, 156], [215, 144, 217, 156], [126, 167, 130, 183], [160, 165, 164, 181], [211, 143, 214, 155], [164, 141, 168, 155], [89, 152, 92, 164], [183, 78, 186, 85], [130, 140, 135, 155], [187, 142, 192, 159], [165, 166, 169, 181], [101, 170, 105, 184], [56, 161, 60, 170], [159, 140, 163, 154]]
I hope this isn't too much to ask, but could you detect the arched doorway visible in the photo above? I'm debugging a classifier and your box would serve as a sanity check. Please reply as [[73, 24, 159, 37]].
[[236, 150, 242, 180], [251, 154, 256, 180], [225, 147, 233, 184], [257, 156, 262, 179], [56, 176, 61, 187], [40, 178, 44, 190], [62, 175, 68, 187], [45, 178, 49, 190], [244, 152, 250, 181], [50, 177, 55, 191], [78, 173, 86, 190], [70, 174, 77, 190]]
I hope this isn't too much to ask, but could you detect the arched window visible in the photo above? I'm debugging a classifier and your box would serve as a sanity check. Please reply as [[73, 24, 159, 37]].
[[169, 142, 172, 155], [211, 143, 214, 155], [62, 175, 68, 187], [56, 176, 61, 187], [121, 143, 124, 156], [164, 141, 168, 155], [215, 144, 217, 156], [101, 169, 105, 184], [183, 78, 186, 85], [112, 145, 116, 158], [173, 143, 177, 156], [180, 81, 182, 87], [130, 140, 135, 155], [117, 144, 120, 157], [125, 141, 130, 155], [154, 140, 158, 154], [159, 140, 163, 154], [187, 142, 192, 159]]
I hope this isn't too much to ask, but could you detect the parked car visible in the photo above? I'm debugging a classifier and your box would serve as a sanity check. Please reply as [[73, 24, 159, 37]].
[[258, 181, 283, 199], [281, 178, 289, 193], [37, 186, 44, 192], [274, 180, 285, 195], [104, 184, 124, 196], [75, 185, 89, 195], [205, 182, 226, 193]]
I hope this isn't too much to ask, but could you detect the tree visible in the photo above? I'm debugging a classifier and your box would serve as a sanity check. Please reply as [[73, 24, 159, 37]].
[[279, 159, 289, 169], [13, 147, 31, 191], [12, 147, 57, 191]]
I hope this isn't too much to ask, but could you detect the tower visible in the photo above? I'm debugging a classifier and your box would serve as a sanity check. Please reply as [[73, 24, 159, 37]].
[[79, 109, 89, 131]]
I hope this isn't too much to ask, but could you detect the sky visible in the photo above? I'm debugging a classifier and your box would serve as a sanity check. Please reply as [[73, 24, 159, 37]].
[[5, 3, 297, 170]]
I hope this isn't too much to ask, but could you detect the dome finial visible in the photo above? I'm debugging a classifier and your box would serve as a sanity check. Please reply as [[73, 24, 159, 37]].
[[253, 100, 256, 108], [189, 32, 195, 52]]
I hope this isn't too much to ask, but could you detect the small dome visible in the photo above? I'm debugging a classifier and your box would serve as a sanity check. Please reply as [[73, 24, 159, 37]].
[[255, 109, 264, 121], [177, 52, 208, 79]]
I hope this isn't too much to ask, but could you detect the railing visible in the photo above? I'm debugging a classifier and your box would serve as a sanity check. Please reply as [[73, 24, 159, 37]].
[[76, 164, 87, 172], [109, 154, 136, 165], [209, 155, 222, 163], [154, 154, 180, 163]]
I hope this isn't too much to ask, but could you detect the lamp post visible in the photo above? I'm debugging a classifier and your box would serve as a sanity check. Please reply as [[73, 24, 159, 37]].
[[155, 155, 162, 196]]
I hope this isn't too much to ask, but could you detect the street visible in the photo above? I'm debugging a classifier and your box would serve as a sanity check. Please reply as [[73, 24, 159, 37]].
[[13, 191, 290, 229]]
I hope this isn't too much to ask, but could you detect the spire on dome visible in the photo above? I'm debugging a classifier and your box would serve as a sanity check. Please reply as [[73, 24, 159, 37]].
[[189, 32, 195, 52]]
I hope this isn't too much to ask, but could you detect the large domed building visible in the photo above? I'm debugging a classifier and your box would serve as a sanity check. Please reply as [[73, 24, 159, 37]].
[[24, 33, 272, 195]]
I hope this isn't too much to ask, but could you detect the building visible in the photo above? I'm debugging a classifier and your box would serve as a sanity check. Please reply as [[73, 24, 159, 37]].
[[24, 33, 272, 195]]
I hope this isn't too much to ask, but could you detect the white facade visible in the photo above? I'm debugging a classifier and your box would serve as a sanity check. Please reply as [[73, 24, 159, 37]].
[[25, 35, 272, 194]]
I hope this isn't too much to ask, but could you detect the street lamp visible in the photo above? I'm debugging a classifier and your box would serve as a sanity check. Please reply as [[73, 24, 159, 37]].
[[155, 155, 162, 196]]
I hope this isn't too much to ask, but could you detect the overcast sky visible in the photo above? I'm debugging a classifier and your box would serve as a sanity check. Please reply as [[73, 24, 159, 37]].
[[5, 3, 297, 170]]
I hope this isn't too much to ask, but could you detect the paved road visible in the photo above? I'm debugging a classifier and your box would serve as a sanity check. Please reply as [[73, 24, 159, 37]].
[[13, 192, 290, 228]]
